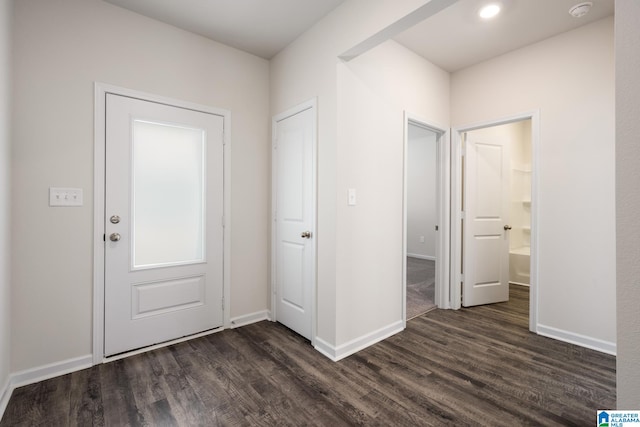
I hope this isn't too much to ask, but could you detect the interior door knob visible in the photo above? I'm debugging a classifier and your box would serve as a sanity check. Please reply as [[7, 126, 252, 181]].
[[301, 231, 312, 239], [504, 225, 512, 230], [109, 233, 121, 242]]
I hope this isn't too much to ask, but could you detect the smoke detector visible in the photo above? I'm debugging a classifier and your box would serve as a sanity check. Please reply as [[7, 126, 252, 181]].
[[569, 2, 593, 18]]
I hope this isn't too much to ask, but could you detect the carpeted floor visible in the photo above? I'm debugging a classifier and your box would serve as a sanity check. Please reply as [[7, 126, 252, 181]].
[[406, 256, 436, 319]]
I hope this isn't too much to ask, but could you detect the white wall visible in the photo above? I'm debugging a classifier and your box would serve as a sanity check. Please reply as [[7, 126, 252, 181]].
[[270, 4, 343, 344], [615, 0, 640, 408], [407, 125, 437, 258], [270, 0, 443, 348], [452, 17, 616, 347], [11, 0, 270, 372], [335, 40, 449, 345], [0, 0, 12, 402]]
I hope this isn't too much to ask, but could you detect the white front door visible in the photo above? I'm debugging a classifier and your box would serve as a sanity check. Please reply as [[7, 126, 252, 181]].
[[273, 102, 316, 340], [462, 128, 511, 307], [104, 93, 224, 356]]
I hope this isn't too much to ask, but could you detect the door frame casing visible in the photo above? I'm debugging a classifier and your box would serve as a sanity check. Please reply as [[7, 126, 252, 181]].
[[403, 113, 451, 325], [270, 98, 318, 346], [450, 110, 540, 332], [93, 82, 231, 364]]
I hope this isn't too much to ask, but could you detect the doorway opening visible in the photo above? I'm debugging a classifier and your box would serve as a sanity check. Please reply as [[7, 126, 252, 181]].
[[403, 115, 450, 323], [406, 124, 438, 318], [451, 112, 538, 332]]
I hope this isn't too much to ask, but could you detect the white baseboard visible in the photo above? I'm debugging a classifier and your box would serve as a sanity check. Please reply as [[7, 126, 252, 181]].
[[0, 377, 11, 421], [0, 354, 93, 420], [313, 337, 337, 361], [229, 310, 270, 329], [10, 354, 93, 389], [314, 320, 404, 362], [407, 253, 436, 261], [509, 281, 530, 287], [537, 324, 616, 355]]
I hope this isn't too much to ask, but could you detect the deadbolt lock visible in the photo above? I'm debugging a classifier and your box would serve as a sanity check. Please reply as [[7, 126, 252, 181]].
[[110, 215, 121, 224]]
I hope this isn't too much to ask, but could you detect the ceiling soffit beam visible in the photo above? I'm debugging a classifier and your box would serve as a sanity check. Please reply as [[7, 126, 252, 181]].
[[338, 0, 459, 61]]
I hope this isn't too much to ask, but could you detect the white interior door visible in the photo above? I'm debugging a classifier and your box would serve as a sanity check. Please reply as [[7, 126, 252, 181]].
[[273, 103, 315, 340], [104, 93, 224, 356], [462, 129, 511, 307]]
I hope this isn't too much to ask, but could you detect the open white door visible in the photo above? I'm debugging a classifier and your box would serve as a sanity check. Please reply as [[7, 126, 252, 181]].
[[273, 101, 316, 341], [104, 93, 224, 356], [462, 129, 511, 307]]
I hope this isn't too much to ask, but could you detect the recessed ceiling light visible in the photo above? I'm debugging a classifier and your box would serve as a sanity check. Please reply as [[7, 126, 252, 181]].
[[479, 3, 501, 20], [569, 2, 593, 18]]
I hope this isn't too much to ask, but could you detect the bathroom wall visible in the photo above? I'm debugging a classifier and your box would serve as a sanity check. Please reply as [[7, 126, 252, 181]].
[[508, 120, 532, 285], [509, 120, 532, 253], [407, 124, 437, 259]]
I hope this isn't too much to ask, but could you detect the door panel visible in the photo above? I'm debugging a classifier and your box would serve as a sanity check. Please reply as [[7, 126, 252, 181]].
[[105, 94, 224, 356], [281, 242, 305, 309], [463, 131, 510, 307], [132, 276, 205, 319], [274, 106, 315, 340]]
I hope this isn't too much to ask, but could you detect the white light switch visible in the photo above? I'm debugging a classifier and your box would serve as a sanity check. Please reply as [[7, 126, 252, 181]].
[[348, 188, 356, 206], [49, 187, 83, 207]]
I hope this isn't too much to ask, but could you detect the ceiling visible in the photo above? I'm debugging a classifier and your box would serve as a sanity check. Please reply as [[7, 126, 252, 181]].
[[394, 0, 615, 72], [103, 0, 614, 69], [103, 0, 347, 59]]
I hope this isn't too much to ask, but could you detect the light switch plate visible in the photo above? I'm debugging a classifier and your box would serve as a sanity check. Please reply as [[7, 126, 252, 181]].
[[49, 187, 83, 207]]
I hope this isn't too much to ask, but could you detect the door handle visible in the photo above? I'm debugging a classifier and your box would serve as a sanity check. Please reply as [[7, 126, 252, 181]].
[[109, 233, 121, 242], [301, 231, 312, 239], [504, 225, 512, 231]]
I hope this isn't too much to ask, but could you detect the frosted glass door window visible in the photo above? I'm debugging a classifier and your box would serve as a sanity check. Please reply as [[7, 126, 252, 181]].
[[132, 120, 206, 269]]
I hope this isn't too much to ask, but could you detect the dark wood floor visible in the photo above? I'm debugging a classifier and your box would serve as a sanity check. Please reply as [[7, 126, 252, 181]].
[[1, 285, 615, 426]]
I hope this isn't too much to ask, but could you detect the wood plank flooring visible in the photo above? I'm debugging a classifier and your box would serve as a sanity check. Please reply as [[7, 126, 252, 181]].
[[1, 285, 615, 426]]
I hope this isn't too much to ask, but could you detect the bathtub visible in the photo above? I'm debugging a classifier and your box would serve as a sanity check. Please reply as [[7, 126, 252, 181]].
[[509, 246, 530, 286]]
